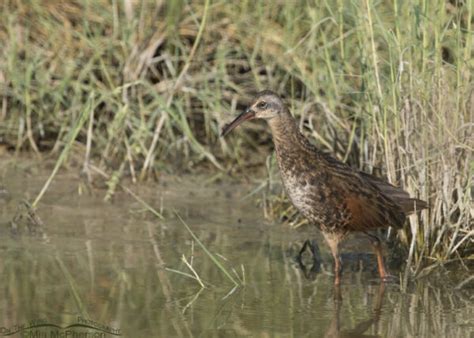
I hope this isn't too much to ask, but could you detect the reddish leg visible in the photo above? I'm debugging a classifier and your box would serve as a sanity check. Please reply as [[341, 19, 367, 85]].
[[366, 233, 389, 281]]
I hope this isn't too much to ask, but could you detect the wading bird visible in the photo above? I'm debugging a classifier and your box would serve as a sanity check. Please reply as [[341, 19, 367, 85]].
[[221, 90, 427, 286]]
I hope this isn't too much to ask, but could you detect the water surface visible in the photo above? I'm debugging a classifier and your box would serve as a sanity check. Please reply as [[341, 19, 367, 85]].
[[0, 163, 472, 337]]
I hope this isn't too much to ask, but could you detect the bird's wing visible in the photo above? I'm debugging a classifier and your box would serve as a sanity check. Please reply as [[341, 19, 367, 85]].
[[328, 170, 407, 232], [359, 172, 428, 213], [307, 147, 418, 231], [343, 189, 406, 232]]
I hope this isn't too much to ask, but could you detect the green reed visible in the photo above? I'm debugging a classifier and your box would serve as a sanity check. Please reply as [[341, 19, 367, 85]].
[[0, 0, 471, 272]]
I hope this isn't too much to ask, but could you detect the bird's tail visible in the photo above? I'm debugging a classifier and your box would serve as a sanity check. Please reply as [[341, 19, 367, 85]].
[[395, 198, 428, 214]]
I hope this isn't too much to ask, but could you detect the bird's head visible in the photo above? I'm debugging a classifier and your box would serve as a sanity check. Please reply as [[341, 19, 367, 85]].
[[221, 90, 284, 137]]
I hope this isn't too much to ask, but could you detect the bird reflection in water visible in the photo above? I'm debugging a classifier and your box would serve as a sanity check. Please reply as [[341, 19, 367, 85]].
[[324, 284, 386, 338], [296, 241, 386, 337]]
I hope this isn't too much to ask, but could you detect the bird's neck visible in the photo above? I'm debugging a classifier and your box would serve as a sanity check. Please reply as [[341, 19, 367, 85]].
[[267, 111, 299, 143], [267, 111, 306, 152], [267, 111, 325, 170]]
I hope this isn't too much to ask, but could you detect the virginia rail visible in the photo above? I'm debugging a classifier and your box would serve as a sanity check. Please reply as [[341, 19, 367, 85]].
[[222, 90, 427, 285]]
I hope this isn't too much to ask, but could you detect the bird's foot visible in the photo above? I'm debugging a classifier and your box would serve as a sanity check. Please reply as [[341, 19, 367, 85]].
[[370, 274, 398, 284], [380, 274, 399, 284]]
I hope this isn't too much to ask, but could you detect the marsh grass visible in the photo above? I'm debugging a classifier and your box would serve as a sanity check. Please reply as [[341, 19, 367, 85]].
[[0, 0, 472, 272], [175, 212, 241, 286]]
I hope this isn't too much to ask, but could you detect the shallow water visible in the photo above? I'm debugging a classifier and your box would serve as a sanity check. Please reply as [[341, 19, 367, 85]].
[[0, 163, 472, 338]]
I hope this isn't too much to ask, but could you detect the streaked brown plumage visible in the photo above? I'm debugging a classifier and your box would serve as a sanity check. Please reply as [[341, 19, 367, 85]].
[[222, 90, 428, 286]]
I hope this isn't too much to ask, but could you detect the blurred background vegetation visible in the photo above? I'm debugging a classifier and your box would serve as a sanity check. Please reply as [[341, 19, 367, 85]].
[[0, 0, 472, 270]]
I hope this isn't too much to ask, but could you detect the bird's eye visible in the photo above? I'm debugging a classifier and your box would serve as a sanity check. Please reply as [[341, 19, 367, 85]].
[[257, 101, 268, 109]]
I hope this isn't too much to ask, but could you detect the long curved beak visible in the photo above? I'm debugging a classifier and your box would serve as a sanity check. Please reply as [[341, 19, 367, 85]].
[[220, 108, 255, 137]]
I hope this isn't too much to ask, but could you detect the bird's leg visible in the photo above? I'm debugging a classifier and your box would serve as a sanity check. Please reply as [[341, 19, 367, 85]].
[[366, 233, 389, 281], [333, 253, 343, 286], [333, 283, 342, 303], [322, 232, 343, 286], [373, 282, 386, 316]]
